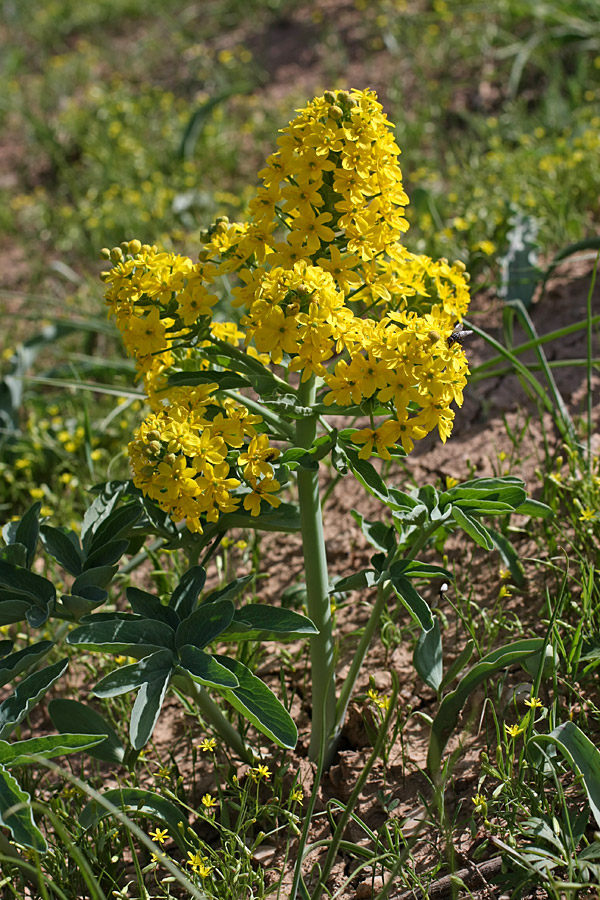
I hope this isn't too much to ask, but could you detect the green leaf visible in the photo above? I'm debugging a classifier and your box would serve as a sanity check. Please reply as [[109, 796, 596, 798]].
[[93, 650, 174, 699], [0, 542, 28, 567], [177, 646, 239, 688], [414, 619, 443, 691], [130, 663, 172, 750], [451, 506, 494, 550], [394, 560, 453, 580], [168, 370, 251, 390], [81, 484, 128, 551], [215, 656, 297, 749], [0, 561, 55, 608], [215, 502, 301, 533], [60, 587, 108, 618], [203, 574, 253, 605], [0, 733, 107, 768], [333, 569, 379, 592], [14, 503, 41, 569], [88, 501, 142, 555], [72, 565, 118, 595], [0, 598, 31, 626], [530, 722, 600, 829], [342, 444, 388, 501], [350, 511, 396, 554], [389, 571, 434, 632], [127, 587, 180, 630], [514, 498, 553, 519], [0, 640, 54, 689], [80, 788, 189, 852], [48, 699, 125, 764], [40, 525, 83, 576], [428, 638, 544, 773], [83, 540, 130, 570], [169, 566, 206, 619], [67, 618, 176, 657], [0, 658, 69, 740], [0, 763, 46, 852], [175, 600, 235, 650], [221, 605, 319, 641], [440, 640, 474, 692]]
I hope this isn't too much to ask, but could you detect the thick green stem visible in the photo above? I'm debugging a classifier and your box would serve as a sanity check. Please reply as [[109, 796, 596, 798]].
[[172, 674, 254, 764], [296, 377, 336, 762]]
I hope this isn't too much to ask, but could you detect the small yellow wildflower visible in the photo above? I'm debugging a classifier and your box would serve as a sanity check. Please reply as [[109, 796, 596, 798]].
[[498, 585, 512, 599], [149, 827, 168, 844], [197, 737, 217, 753], [187, 851, 212, 877], [579, 507, 595, 522], [249, 764, 271, 782], [524, 696, 543, 709], [154, 765, 172, 780], [290, 788, 304, 803], [201, 793, 218, 810], [504, 723, 523, 738], [445, 475, 459, 489], [499, 568, 510, 581], [29, 488, 44, 500]]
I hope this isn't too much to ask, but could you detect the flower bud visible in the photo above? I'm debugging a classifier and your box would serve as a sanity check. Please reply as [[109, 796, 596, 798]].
[[427, 331, 441, 343], [100, 247, 111, 259], [328, 105, 343, 121], [128, 239, 142, 255], [215, 215, 229, 225], [336, 90, 349, 103], [198, 249, 210, 262], [110, 246, 124, 263], [146, 430, 161, 443], [163, 453, 177, 466], [324, 91, 336, 104], [146, 441, 162, 456], [452, 259, 466, 272], [140, 465, 154, 478], [200, 230, 210, 243]]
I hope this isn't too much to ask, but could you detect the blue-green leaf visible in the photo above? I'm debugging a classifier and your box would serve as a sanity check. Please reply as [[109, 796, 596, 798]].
[[215, 657, 297, 749], [0, 658, 68, 740], [83, 540, 130, 570], [48, 698, 125, 764], [451, 506, 494, 550], [530, 721, 600, 829], [0, 763, 46, 852], [0, 733, 107, 768], [428, 638, 544, 773], [414, 619, 443, 691], [0, 641, 54, 689], [389, 572, 434, 632], [40, 525, 82, 575], [130, 664, 171, 750], [177, 646, 239, 688], [127, 587, 180, 629], [169, 566, 206, 619], [221, 605, 318, 641], [72, 565, 118, 595], [14, 503, 41, 569], [67, 618, 176, 657], [175, 600, 234, 650], [93, 650, 174, 699]]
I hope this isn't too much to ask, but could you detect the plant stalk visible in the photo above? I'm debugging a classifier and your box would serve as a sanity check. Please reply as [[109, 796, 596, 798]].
[[296, 377, 336, 763]]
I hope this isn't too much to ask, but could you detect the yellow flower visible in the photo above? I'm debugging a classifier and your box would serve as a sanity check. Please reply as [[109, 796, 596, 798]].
[[187, 851, 212, 877], [290, 788, 304, 803], [149, 827, 168, 844], [249, 764, 271, 782], [579, 507, 595, 522], [154, 765, 172, 780], [504, 723, 523, 738], [201, 793, 218, 810], [197, 737, 217, 753], [524, 696, 543, 709]]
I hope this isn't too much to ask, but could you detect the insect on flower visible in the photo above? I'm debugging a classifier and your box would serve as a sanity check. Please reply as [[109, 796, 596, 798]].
[[447, 323, 473, 348]]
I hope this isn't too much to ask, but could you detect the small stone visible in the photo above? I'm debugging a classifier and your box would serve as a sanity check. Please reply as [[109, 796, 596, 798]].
[[355, 876, 384, 898]]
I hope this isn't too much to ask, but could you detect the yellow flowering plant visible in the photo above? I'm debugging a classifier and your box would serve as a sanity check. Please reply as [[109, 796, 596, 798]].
[[0, 91, 550, 791], [93, 88, 550, 764]]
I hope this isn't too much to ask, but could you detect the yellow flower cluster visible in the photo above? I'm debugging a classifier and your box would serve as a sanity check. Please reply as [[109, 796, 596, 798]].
[[102, 88, 471, 531]]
